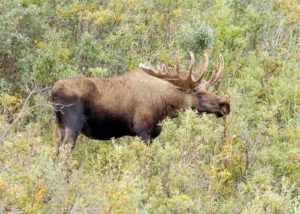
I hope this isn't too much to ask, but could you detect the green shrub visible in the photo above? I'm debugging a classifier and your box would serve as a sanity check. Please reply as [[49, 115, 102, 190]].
[[0, 0, 299, 213]]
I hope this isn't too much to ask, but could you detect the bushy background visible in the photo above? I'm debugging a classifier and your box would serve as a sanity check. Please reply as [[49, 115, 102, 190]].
[[0, 0, 299, 213]]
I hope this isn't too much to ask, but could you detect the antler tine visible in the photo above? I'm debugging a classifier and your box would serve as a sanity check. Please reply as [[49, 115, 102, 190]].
[[212, 54, 224, 83], [157, 65, 161, 71], [175, 56, 180, 75], [193, 53, 209, 83], [185, 51, 195, 80], [208, 54, 224, 85], [140, 63, 169, 79], [161, 64, 169, 75], [139, 63, 157, 75]]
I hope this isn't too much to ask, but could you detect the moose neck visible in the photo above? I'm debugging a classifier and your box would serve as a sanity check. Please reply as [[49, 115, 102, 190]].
[[164, 89, 197, 118]]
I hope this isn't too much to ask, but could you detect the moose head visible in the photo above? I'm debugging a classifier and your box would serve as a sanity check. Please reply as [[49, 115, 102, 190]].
[[140, 52, 230, 117]]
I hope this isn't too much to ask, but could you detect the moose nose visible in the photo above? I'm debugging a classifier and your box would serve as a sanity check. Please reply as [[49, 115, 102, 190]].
[[219, 101, 230, 115]]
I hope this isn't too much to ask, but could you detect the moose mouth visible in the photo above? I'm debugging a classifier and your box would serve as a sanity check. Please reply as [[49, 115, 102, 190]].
[[213, 103, 230, 117], [215, 112, 225, 118], [215, 104, 230, 117], [196, 104, 230, 117], [197, 110, 227, 118]]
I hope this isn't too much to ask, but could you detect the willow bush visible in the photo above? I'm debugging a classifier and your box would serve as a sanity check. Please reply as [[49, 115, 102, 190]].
[[0, 0, 299, 213]]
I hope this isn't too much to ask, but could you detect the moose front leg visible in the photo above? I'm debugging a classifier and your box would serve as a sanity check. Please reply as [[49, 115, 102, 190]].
[[132, 123, 152, 145], [140, 132, 153, 146], [140, 124, 162, 145], [132, 112, 158, 145]]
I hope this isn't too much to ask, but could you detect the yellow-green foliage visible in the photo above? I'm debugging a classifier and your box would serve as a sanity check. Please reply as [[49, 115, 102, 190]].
[[0, 0, 300, 213]]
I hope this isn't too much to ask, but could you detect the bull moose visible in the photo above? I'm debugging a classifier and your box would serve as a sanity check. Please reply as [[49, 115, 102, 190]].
[[51, 52, 230, 153]]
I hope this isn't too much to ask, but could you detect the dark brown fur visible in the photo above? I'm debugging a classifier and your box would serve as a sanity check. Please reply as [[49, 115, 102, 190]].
[[51, 70, 230, 151]]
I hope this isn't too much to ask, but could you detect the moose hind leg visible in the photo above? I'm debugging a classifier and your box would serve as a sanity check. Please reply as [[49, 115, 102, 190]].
[[56, 100, 85, 152], [62, 127, 79, 150], [55, 126, 65, 156], [56, 126, 80, 157], [54, 110, 66, 156]]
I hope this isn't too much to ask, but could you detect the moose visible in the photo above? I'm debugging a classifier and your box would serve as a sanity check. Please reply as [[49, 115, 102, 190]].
[[51, 52, 230, 153]]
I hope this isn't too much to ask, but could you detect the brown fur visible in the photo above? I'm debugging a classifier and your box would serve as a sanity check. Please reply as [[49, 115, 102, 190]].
[[51, 69, 230, 152]]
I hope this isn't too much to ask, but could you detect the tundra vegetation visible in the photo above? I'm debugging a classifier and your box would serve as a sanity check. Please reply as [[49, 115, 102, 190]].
[[0, 0, 299, 213]]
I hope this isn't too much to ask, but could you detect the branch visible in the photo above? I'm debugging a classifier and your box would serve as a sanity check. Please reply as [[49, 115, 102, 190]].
[[0, 86, 51, 144]]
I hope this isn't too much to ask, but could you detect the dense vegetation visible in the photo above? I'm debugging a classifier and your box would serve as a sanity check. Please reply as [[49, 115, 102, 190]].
[[0, 0, 299, 213]]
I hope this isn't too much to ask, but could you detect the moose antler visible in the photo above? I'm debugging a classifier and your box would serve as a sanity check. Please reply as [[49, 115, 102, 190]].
[[204, 54, 224, 87], [140, 52, 224, 91]]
